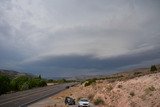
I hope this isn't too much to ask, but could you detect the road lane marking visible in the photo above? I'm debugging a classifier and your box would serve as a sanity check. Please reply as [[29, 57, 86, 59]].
[[0, 86, 63, 106], [0, 86, 55, 103]]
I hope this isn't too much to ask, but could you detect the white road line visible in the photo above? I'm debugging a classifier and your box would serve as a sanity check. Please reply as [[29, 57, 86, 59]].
[[0, 86, 60, 106], [0, 86, 54, 103]]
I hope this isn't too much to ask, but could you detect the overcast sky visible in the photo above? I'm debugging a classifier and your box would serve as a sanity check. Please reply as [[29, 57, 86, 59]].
[[0, 0, 160, 77]]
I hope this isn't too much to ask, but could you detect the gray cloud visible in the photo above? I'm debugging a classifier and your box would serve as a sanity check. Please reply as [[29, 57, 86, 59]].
[[18, 46, 160, 77], [0, 0, 160, 77]]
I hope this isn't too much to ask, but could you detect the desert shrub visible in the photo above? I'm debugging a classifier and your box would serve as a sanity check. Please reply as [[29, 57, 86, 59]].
[[88, 94, 94, 101], [130, 91, 135, 97], [48, 78, 74, 84], [84, 78, 96, 87], [150, 65, 157, 73], [106, 84, 113, 91], [145, 86, 156, 94], [84, 81, 91, 87], [84, 83, 89, 87], [134, 72, 142, 77], [134, 72, 141, 75], [47, 79, 54, 83], [99, 78, 105, 80], [108, 79, 116, 83], [94, 98, 105, 105], [117, 84, 122, 88], [106, 75, 125, 82], [58, 78, 67, 83], [148, 86, 156, 91], [77, 97, 82, 101]]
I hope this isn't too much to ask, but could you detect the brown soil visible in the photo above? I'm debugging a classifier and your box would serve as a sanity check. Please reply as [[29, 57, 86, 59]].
[[50, 72, 160, 107]]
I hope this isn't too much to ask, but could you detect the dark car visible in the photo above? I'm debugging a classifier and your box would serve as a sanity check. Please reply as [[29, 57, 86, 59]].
[[65, 86, 70, 89], [65, 97, 76, 105]]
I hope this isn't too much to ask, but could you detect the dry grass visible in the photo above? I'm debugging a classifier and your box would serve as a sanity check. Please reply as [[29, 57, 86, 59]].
[[94, 98, 105, 105], [144, 86, 156, 94], [31, 66, 160, 107]]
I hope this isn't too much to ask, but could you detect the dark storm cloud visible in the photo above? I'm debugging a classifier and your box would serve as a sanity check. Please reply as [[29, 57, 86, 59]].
[[19, 46, 160, 77], [0, 0, 160, 77]]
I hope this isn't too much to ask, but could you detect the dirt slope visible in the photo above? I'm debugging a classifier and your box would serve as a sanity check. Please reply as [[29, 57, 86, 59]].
[[50, 72, 160, 107]]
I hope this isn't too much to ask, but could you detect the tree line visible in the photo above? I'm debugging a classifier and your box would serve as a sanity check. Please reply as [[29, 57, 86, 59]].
[[0, 75, 47, 95]]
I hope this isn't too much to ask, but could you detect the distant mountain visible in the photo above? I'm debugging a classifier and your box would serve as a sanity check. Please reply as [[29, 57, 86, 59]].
[[0, 69, 34, 78], [64, 64, 160, 81]]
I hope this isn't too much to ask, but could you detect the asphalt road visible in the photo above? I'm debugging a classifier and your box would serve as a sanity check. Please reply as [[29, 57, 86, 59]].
[[0, 83, 76, 107]]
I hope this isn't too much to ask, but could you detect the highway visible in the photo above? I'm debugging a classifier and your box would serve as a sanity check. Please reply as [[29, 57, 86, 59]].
[[0, 83, 76, 107]]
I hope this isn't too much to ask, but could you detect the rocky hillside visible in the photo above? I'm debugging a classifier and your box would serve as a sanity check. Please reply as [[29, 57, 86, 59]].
[[0, 69, 33, 78], [49, 65, 160, 107]]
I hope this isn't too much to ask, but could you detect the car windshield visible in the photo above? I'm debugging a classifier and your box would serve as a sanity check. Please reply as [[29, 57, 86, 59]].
[[80, 99, 88, 102]]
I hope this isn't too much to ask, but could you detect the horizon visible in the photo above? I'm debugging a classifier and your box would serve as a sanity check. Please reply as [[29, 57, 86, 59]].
[[0, 0, 160, 78], [0, 64, 158, 79]]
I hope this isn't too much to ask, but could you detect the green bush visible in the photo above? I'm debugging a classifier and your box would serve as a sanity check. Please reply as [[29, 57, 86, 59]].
[[47, 79, 54, 83], [10, 76, 47, 91], [20, 82, 29, 91], [38, 80, 47, 87], [28, 78, 47, 88], [10, 76, 29, 91], [84, 81, 91, 87], [58, 78, 67, 83], [150, 65, 157, 72], [0, 74, 47, 95], [84, 78, 96, 87], [28, 78, 40, 88], [134, 72, 142, 77], [0, 75, 11, 95]]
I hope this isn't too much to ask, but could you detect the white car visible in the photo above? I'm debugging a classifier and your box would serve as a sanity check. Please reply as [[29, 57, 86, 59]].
[[78, 98, 90, 107]]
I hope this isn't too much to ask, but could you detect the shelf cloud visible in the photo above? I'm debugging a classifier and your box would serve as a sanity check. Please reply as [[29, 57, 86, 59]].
[[0, 0, 160, 77]]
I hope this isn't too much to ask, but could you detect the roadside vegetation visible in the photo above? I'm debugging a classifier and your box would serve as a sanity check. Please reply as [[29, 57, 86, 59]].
[[46, 78, 77, 84], [77, 64, 160, 96], [48, 64, 160, 107], [0, 74, 47, 95], [0, 65, 158, 97], [82, 78, 96, 87], [130, 91, 135, 97], [82, 65, 159, 84], [94, 98, 105, 105], [0, 71, 78, 95], [144, 85, 156, 94], [150, 65, 157, 73]]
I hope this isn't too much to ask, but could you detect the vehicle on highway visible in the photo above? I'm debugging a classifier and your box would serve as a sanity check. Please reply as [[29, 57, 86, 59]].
[[65, 86, 70, 89], [65, 97, 75, 105], [78, 98, 90, 107]]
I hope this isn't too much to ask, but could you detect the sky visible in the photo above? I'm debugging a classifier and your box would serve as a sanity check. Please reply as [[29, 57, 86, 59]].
[[0, 0, 160, 78]]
